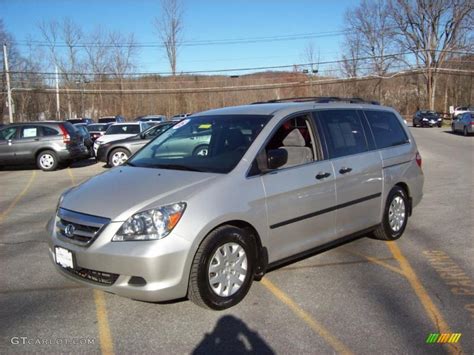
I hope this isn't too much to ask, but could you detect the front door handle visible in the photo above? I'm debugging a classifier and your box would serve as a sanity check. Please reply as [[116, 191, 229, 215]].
[[339, 167, 352, 174], [316, 172, 331, 180]]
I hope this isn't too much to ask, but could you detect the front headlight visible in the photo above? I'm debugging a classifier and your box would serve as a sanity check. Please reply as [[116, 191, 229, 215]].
[[422, 118, 428, 121], [112, 202, 186, 241]]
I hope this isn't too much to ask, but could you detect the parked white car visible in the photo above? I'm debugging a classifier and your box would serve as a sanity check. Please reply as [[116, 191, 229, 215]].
[[450, 106, 474, 119], [93, 122, 153, 156]]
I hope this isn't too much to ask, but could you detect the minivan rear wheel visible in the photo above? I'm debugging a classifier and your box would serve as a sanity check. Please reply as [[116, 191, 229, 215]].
[[37, 150, 58, 171], [371, 186, 408, 241], [188, 225, 255, 310]]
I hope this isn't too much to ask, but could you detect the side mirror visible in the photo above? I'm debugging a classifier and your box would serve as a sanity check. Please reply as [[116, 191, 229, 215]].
[[267, 149, 288, 170], [140, 133, 145, 139]]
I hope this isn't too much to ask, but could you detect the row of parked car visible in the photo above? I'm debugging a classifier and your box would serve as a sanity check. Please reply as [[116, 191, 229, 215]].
[[0, 114, 188, 171], [412, 109, 473, 136]]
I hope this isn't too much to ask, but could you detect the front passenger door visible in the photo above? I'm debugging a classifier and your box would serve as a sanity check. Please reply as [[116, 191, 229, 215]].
[[315, 110, 383, 237]]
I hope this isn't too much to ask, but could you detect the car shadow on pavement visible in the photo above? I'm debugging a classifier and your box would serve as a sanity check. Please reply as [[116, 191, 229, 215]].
[[192, 315, 274, 355], [442, 131, 473, 137]]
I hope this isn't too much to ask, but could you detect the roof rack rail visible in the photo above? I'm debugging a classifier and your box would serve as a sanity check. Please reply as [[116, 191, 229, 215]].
[[251, 96, 380, 105]]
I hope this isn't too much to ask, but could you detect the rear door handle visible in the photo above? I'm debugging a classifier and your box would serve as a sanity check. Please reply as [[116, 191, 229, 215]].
[[316, 172, 331, 180], [339, 167, 352, 174]]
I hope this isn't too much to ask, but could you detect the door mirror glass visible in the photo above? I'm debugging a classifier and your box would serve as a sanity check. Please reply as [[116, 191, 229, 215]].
[[267, 149, 288, 170]]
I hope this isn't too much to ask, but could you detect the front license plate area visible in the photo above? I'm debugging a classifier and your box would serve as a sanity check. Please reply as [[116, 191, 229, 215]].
[[55, 246, 75, 269]]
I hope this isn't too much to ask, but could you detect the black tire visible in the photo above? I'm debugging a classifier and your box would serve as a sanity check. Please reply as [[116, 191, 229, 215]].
[[451, 124, 456, 133], [108, 148, 130, 167], [188, 225, 256, 310], [437, 123, 442, 128], [371, 186, 408, 241], [36, 150, 58, 171], [192, 144, 209, 157], [412, 121, 417, 127]]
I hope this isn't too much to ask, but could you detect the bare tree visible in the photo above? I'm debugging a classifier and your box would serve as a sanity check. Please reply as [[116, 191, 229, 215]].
[[345, 0, 397, 76], [38, 18, 85, 117], [388, 0, 473, 110], [340, 32, 363, 78], [154, 0, 183, 75], [109, 31, 138, 114]]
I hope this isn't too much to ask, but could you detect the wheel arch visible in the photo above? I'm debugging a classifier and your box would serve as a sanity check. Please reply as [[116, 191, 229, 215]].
[[394, 182, 412, 216], [192, 219, 268, 281]]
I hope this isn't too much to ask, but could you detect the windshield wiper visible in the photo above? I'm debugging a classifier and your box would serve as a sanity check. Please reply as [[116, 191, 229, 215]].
[[149, 164, 203, 172], [124, 161, 136, 167]]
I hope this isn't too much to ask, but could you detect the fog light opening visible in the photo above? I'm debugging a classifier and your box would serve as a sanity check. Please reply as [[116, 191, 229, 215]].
[[128, 276, 147, 286]]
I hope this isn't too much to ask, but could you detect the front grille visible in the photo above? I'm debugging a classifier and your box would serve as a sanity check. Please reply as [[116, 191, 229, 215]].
[[65, 267, 119, 285], [56, 208, 110, 246]]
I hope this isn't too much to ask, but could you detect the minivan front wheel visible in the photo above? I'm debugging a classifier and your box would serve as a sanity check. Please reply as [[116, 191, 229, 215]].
[[37, 150, 58, 171], [188, 225, 255, 310], [371, 186, 408, 241]]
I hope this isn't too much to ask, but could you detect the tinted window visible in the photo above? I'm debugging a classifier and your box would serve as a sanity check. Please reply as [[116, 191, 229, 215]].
[[318, 110, 368, 158], [87, 124, 108, 132], [20, 126, 39, 138], [62, 122, 78, 135], [106, 124, 140, 135], [0, 127, 18, 140], [365, 111, 409, 149], [42, 126, 59, 136]]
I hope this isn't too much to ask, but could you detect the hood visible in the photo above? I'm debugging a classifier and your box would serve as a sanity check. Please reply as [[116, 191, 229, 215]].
[[97, 134, 136, 144], [61, 166, 219, 221]]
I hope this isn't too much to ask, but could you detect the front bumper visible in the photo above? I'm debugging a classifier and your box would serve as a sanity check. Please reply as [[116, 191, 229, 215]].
[[48, 214, 192, 302], [96, 145, 109, 163], [421, 119, 442, 127]]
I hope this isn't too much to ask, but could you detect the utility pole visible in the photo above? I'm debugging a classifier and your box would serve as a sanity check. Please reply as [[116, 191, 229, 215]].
[[55, 66, 60, 120], [3, 43, 14, 123]]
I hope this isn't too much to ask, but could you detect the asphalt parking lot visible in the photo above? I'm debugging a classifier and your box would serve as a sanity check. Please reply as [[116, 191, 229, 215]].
[[0, 127, 472, 354]]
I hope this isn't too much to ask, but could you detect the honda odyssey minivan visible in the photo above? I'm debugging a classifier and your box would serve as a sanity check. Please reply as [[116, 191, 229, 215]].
[[48, 97, 424, 310]]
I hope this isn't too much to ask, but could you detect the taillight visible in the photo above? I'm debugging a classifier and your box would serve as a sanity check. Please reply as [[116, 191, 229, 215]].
[[415, 151, 422, 168], [59, 124, 71, 144]]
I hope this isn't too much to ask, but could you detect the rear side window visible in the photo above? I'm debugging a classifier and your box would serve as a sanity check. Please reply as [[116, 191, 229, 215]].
[[318, 110, 368, 159], [365, 111, 409, 149], [42, 127, 59, 136], [20, 126, 39, 138]]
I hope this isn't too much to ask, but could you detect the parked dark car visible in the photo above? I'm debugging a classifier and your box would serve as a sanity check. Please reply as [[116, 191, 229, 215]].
[[74, 123, 94, 156], [451, 111, 473, 136], [98, 115, 125, 124], [67, 118, 94, 125], [97, 121, 176, 167], [87, 123, 111, 142], [412, 110, 442, 127], [0, 121, 87, 171]]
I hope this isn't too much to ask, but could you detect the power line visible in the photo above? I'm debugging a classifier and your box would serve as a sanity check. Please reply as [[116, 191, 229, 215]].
[[14, 30, 349, 48]]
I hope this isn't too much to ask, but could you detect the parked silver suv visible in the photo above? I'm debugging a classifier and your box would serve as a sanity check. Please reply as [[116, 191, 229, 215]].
[[48, 97, 424, 310]]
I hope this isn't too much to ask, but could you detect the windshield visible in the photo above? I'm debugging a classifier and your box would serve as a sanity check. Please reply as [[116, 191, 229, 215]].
[[129, 114, 271, 173], [106, 124, 140, 135], [87, 124, 108, 132]]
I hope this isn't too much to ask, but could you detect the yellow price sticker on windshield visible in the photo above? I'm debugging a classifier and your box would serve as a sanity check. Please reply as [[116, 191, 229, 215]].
[[198, 124, 212, 129]]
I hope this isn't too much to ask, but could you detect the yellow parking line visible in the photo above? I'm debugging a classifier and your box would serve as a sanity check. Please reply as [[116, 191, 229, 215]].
[[68, 168, 114, 355], [0, 170, 36, 224], [261, 278, 353, 355], [93, 290, 115, 355], [67, 167, 76, 186], [386, 242, 463, 354], [344, 250, 404, 276]]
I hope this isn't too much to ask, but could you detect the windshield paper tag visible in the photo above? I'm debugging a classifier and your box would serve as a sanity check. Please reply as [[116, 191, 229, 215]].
[[172, 119, 190, 129]]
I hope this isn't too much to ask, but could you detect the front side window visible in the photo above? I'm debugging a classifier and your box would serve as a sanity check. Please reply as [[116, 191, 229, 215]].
[[318, 110, 368, 159], [365, 110, 409, 149], [106, 125, 140, 135], [264, 115, 316, 169], [0, 127, 18, 140], [129, 115, 271, 174], [144, 123, 174, 138]]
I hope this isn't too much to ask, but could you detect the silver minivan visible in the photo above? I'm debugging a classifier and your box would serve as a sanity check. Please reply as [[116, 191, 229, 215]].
[[48, 98, 424, 310]]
